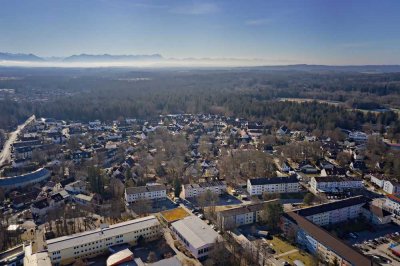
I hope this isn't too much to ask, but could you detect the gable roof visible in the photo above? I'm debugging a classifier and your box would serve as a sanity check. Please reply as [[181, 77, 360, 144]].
[[295, 196, 369, 217], [285, 212, 372, 266], [248, 176, 298, 186]]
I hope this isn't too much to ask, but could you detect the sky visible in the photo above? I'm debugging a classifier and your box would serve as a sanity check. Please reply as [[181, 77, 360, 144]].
[[1, 0, 400, 65]]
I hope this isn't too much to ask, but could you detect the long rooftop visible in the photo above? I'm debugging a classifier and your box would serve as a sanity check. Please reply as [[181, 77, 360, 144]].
[[46, 215, 159, 252], [294, 196, 369, 217], [285, 212, 372, 266]]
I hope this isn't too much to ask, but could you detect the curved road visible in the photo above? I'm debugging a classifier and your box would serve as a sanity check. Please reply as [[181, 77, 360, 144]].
[[0, 115, 35, 167]]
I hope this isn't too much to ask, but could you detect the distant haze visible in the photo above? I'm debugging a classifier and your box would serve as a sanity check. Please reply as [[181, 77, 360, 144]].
[[1, 0, 400, 65], [0, 52, 291, 68]]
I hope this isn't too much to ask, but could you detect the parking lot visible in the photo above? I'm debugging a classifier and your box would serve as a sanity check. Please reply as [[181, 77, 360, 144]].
[[150, 198, 178, 212], [184, 193, 242, 208], [350, 226, 400, 265]]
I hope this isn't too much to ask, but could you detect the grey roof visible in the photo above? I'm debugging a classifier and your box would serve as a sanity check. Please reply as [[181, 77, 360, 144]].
[[248, 176, 298, 186], [171, 216, 219, 249], [184, 181, 226, 190], [218, 199, 279, 217], [0, 168, 51, 187], [125, 184, 166, 195], [285, 212, 372, 266], [313, 175, 362, 182], [46, 216, 159, 252], [295, 196, 369, 217]]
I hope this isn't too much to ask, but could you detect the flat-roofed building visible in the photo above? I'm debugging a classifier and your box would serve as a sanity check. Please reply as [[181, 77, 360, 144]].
[[181, 181, 226, 199], [46, 215, 161, 265], [247, 176, 300, 196], [124, 184, 166, 203], [171, 216, 219, 259]]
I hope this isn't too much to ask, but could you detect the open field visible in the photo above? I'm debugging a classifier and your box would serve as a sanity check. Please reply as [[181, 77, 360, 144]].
[[279, 97, 342, 106]]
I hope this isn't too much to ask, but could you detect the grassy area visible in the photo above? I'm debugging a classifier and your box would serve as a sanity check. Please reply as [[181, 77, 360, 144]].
[[160, 207, 190, 223], [280, 192, 306, 199], [266, 236, 314, 265], [268, 236, 295, 253], [281, 250, 315, 265]]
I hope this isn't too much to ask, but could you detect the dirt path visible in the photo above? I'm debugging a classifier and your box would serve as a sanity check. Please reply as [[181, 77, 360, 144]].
[[163, 229, 201, 266], [274, 248, 299, 259]]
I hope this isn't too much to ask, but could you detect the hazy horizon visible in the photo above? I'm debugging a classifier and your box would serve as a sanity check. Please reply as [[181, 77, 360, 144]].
[[1, 0, 400, 66]]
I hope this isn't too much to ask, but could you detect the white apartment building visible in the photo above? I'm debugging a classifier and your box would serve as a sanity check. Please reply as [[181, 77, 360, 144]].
[[383, 180, 400, 194], [348, 131, 368, 143], [384, 194, 400, 215], [64, 180, 87, 194], [294, 196, 368, 227], [46, 215, 161, 265], [216, 200, 279, 231], [310, 176, 363, 193], [124, 184, 167, 203], [247, 176, 300, 196], [171, 216, 219, 259], [181, 181, 226, 199], [369, 174, 386, 188]]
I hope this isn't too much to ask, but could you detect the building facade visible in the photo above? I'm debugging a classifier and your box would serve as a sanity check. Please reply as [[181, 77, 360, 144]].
[[46, 216, 161, 265], [124, 184, 167, 203], [281, 212, 372, 266], [216, 200, 278, 231], [310, 176, 363, 194], [383, 181, 400, 194], [181, 181, 226, 199], [171, 216, 219, 259], [0, 168, 51, 191], [294, 196, 369, 227], [247, 176, 300, 196], [384, 194, 400, 215]]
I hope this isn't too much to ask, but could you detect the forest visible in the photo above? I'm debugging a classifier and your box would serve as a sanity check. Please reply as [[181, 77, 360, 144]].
[[0, 67, 400, 137]]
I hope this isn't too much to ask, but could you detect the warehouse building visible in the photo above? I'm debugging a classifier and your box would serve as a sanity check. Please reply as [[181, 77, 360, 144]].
[[171, 216, 219, 259]]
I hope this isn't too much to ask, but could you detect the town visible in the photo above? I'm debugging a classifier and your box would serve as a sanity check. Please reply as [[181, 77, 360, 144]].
[[0, 111, 399, 266]]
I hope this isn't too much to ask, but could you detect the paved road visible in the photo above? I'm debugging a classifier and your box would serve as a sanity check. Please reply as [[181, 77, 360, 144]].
[[0, 115, 35, 167]]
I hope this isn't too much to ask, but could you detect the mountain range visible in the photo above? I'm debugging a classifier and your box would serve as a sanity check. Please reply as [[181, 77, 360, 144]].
[[1, 52, 400, 72], [0, 52, 45, 62], [0, 52, 163, 62]]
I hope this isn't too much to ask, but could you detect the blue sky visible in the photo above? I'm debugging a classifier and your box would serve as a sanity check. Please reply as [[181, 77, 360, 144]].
[[1, 0, 400, 64]]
